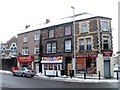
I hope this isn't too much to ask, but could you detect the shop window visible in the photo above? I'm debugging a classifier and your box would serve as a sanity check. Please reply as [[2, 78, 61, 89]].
[[54, 65, 57, 70], [49, 64, 53, 70], [76, 58, 96, 74], [86, 58, 96, 74]]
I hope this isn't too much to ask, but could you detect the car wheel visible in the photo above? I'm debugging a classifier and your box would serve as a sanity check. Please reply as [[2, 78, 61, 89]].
[[13, 72, 15, 76], [22, 73, 26, 77]]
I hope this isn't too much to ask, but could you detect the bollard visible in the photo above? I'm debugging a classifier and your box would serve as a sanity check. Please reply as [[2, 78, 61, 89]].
[[99, 71, 101, 80], [117, 71, 119, 80], [84, 72, 86, 79]]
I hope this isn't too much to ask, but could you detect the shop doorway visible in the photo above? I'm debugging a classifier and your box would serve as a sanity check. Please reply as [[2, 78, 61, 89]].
[[65, 57, 72, 76], [104, 60, 110, 78]]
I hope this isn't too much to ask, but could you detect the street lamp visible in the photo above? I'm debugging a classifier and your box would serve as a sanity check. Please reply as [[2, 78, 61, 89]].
[[71, 6, 76, 76]]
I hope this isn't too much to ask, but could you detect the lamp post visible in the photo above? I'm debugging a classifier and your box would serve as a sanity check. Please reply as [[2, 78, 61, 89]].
[[71, 6, 76, 76]]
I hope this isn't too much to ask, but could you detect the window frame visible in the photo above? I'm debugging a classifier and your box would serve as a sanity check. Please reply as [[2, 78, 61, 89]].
[[34, 34, 40, 41], [64, 26, 72, 36], [79, 39, 85, 50], [22, 47, 29, 55], [80, 22, 89, 33], [48, 29, 55, 38], [86, 38, 92, 50], [64, 39, 72, 52], [23, 36, 28, 43], [101, 20, 110, 31]]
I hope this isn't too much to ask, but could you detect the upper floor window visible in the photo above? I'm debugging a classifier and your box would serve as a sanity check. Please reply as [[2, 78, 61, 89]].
[[101, 20, 110, 31], [86, 38, 92, 50], [34, 34, 40, 41], [103, 39, 109, 50], [34, 46, 39, 54], [47, 42, 56, 54], [49, 30, 54, 38], [65, 40, 71, 52], [80, 23, 89, 33], [23, 36, 27, 43], [79, 39, 84, 50], [52, 42, 56, 53], [47, 43, 51, 54], [65, 26, 72, 36], [10, 43, 17, 54], [22, 47, 29, 55]]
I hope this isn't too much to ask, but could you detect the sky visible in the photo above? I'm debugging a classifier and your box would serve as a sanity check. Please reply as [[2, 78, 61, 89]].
[[0, 0, 119, 54]]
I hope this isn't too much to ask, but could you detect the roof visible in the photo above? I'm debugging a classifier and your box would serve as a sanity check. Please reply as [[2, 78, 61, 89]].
[[18, 12, 111, 35]]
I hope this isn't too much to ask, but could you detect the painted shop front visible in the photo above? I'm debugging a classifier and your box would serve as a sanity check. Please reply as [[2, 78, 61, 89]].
[[17, 56, 34, 69], [76, 52, 114, 78], [41, 56, 63, 76], [76, 54, 98, 74]]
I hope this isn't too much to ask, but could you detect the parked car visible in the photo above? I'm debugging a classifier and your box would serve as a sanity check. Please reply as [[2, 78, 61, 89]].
[[12, 67, 36, 77]]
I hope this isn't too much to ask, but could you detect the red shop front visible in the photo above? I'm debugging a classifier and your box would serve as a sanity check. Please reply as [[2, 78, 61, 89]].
[[76, 54, 98, 74], [17, 56, 34, 68]]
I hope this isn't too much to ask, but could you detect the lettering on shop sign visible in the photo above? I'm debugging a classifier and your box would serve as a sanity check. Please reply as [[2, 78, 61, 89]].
[[42, 56, 62, 61], [103, 51, 112, 56], [76, 54, 98, 58]]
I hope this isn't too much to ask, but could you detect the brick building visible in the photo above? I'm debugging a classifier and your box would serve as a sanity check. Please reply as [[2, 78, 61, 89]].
[[17, 13, 114, 78], [1, 36, 17, 71]]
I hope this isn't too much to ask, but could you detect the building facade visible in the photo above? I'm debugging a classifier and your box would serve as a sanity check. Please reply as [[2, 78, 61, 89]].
[[1, 36, 17, 71], [17, 13, 114, 78]]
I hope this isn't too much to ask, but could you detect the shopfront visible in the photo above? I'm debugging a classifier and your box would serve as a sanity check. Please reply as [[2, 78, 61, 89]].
[[103, 51, 113, 78], [76, 54, 98, 74], [17, 56, 34, 69], [41, 56, 63, 76]]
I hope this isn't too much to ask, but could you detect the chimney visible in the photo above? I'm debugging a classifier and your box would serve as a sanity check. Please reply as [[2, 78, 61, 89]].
[[46, 19, 50, 24], [25, 25, 30, 29]]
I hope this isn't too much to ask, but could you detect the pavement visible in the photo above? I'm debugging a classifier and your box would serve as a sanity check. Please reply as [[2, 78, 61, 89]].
[[0, 70, 119, 83]]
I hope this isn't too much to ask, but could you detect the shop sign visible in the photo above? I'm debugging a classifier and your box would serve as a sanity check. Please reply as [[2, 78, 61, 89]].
[[76, 54, 98, 58], [103, 51, 112, 56], [42, 56, 62, 61], [17, 56, 34, 63]]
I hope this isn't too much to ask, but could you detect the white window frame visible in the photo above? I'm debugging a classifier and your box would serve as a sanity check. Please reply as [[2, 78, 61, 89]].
[[47, 43, 51, 54], [52, 42, 56, 53], [34, 46, 39, 54], [101, 20, 110, 31], [22, 47, 29, 55], [23, 36, 28, 43], [34, 34, 40, 41], [79, 22, 89, 33], [65, 40, 71, 52]]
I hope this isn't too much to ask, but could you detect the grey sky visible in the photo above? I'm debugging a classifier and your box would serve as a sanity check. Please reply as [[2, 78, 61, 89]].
[[0, 0, 118, 54]]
